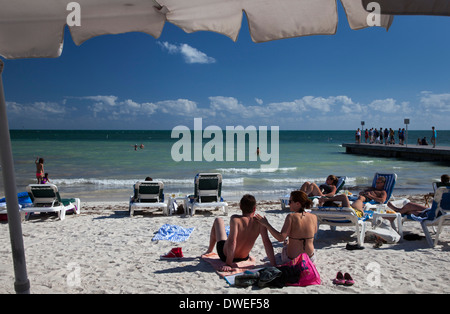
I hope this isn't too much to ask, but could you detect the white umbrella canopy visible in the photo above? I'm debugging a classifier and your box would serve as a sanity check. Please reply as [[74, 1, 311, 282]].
[[0, 0, 448, 295], [0, 0, 395, 59]]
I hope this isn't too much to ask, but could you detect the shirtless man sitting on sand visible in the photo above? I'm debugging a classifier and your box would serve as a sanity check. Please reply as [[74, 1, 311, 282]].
[[203, 194, 276, 272], [318, 177, 387, 217]]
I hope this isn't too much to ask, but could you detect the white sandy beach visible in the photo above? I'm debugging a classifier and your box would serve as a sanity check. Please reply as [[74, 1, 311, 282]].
[[0, 195, 449, 294]]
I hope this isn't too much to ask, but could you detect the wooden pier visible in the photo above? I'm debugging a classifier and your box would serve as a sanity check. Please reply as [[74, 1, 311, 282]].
[[342, 143, 450, 163]]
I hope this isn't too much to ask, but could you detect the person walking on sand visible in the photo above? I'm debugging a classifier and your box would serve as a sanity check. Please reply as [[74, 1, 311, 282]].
[[35, 157, 44, 183], [203, 194, 276, 272]]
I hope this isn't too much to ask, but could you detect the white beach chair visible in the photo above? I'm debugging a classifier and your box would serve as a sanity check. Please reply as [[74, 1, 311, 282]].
[[129, 181, 169, 216], [23, 184, 81, 221], [310, 206, 366, 246], [280, 176, 347, 210], [186, 173, 228, 216], [424, 181, 450, 207], [406, 187, 450, 247]]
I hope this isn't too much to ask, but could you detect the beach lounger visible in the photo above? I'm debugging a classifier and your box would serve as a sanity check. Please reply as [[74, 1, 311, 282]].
[[310, 173, 396, 245], [310, 206, 366, 246], [129, 181, 169, 216], [0, 191, 32, 220], [186, 173, 228, 216], [23, 184, 81, 221], [280, 176, 347, 210], [405, 187, 450, 247]]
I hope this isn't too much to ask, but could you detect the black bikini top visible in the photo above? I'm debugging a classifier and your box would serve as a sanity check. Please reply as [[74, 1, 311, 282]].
[[289, 236, 314, 250]]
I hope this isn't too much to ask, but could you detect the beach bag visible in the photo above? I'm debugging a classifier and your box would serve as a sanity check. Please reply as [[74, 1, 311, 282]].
[[366, 217, 400, 244], [282, 253, 321, 287]]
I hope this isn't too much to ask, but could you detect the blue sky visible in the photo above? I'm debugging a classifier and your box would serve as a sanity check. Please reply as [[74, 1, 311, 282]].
[[2, 5, 450, 130]]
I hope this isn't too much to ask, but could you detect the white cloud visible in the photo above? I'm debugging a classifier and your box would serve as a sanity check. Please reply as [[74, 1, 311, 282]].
[[367, 98, 401, 113], [264, 96, 353, 115], [157, 41, 179, 54], [7, 91, 450, 130], [78, 96, 157, 118], [6, 100, 67, 116], [301, 96, 333, 112], [419, 92, 450, 112], [157, 99, 199, 115], [209, 96, 244, 112], [341, 102, 363, 114], [157, 41, 216, 64], [82, 95, 118, 106]]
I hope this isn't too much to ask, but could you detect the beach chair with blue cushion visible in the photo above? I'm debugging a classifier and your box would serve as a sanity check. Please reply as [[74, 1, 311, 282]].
[[352, 173, 398, 211], [405, 187, 450, 247], [129, 181, 169, 216], [0, 191, 32, 219], [280, 176, 347, 210], [187, 173, 228, 216], [23, 184, 81, 221], [310, 173, 397, 246]]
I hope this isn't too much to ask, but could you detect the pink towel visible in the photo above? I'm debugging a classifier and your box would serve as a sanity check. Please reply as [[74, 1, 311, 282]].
[[201, 252, 257, 277]]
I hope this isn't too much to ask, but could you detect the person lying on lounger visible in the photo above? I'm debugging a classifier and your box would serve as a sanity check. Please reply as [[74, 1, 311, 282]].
[[203, 194, 276, 272], [300, 175, 339, 197], [318, 177, 387, 217], [386, 201, 427, 216]]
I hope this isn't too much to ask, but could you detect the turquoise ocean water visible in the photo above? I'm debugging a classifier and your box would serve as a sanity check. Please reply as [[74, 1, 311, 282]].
[[2, 130, 449, 202]]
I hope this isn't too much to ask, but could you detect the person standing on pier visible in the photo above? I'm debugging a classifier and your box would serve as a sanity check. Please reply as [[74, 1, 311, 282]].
[[431, 126, 437, 148]]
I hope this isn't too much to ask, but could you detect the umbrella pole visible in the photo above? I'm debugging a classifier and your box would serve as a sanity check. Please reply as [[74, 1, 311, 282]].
[[0, 60, 30, 294]]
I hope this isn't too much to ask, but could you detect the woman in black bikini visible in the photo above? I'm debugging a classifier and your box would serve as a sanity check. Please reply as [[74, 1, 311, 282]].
[[255, 190, 317, 263]]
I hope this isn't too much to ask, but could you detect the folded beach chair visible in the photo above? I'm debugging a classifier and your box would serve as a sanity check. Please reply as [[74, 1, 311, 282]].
[[280, 176, 347, 210], [129, 181, 169, 216], [405, 187, 450, 247], [23, 184, 81, 221], [187, 173, 228, 216]]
